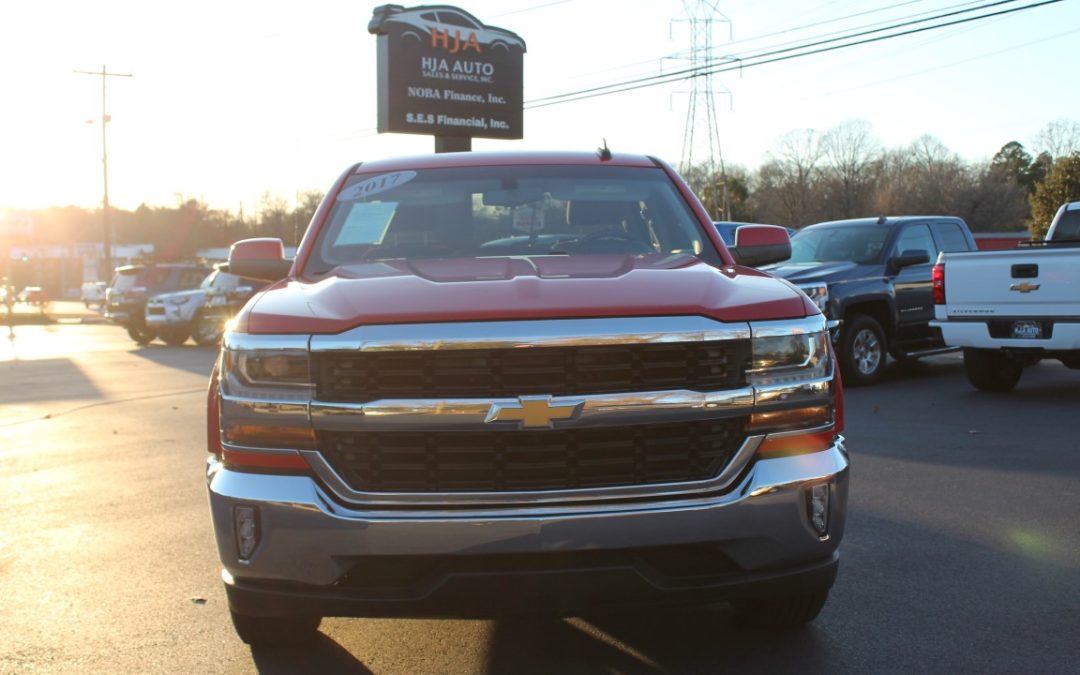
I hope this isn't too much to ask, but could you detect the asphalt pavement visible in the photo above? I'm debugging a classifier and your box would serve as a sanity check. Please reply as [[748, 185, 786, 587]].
[[1, 325, 1077, 674]]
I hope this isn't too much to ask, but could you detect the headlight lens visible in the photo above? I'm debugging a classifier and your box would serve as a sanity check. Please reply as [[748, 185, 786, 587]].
[[797, 283, 829, 314], [749, 329, 830, 386], [225, 350, 311, 387]]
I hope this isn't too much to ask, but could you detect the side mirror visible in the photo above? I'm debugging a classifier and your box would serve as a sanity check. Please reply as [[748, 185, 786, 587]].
[[728, 225, 792, 267], [888, 249, 930, 274], [224, 238, 293, 282]]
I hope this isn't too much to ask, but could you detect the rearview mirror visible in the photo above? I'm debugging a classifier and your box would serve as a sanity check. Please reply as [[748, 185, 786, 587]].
[[728, 225, 792, 267], [224, 238, 293, 282]]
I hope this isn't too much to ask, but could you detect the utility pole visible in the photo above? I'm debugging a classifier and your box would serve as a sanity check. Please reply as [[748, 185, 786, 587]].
[[75, 65, 132, 280], [674, 2, 732, 220]]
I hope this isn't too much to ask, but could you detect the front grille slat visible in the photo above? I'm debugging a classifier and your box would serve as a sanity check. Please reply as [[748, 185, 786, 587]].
[[318, 418, 747, 493], [314, 340, 750, 402]]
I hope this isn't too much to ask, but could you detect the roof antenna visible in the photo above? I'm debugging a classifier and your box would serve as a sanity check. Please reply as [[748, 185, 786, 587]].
[[597, 139, 612, 161], [876, 215, 887, 224]]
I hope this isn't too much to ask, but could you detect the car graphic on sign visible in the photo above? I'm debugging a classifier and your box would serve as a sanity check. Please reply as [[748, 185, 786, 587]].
[[368, 4, 526, 52]]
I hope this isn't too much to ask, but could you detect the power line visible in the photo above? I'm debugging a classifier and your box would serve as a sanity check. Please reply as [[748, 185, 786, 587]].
[[525, 0, 1056, 108]]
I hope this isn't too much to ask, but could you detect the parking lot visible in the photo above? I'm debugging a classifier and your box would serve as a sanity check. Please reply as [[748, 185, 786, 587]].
[[1, 321, 1077, 674]]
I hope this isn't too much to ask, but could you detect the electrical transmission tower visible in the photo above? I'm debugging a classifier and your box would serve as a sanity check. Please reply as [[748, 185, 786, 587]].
[[674, 1, 732, 220]]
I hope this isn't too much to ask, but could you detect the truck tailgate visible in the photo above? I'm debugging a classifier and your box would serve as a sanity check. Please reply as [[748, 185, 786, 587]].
[[944, 248, 1080, 317]]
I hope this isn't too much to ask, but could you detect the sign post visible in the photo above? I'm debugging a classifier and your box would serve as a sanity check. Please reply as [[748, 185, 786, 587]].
[[368, 5, 526, 152]]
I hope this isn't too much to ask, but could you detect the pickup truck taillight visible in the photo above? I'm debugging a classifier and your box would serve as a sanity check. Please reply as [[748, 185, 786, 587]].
[[932, 261, 945, 305]]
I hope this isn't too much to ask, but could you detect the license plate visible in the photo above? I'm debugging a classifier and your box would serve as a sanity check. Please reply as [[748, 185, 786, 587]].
[[1011, 321, 1042, 339]]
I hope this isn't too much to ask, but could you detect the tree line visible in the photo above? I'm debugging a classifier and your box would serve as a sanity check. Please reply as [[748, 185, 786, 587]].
[[21, 191, 324, 261], [15, 118, 1080, 258], [682, 118, 1080, 238]]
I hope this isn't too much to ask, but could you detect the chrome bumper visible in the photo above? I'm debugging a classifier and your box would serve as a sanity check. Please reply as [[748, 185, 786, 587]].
[[207, 439, 848, 589]]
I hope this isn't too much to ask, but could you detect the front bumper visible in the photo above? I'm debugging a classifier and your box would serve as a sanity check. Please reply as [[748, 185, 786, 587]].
[[208, 439, 848, 618]]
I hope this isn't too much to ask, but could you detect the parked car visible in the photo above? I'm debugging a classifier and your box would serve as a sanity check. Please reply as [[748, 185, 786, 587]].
[[206, 150, 846, 646], [16, 286, 47, 307], [145, 267, 266, 346], [81, 281, 107, 308], [105, 263, 212, 344], [367, 4, 525, 51], [764, 215, 977, 385], [930, 201, 1080, 391]]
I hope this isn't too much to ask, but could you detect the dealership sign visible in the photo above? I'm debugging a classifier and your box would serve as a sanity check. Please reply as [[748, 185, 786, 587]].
[[368, 4, 526, 140]]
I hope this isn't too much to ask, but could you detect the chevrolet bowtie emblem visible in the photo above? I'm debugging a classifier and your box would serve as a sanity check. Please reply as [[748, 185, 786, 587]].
[[485, 397, 583, 429], [1010, 282, 1040, 293]]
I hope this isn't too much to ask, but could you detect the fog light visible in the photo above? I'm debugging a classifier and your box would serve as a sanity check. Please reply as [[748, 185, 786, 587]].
[[234, 505, 259, 561], [807, 483, 830, 537]]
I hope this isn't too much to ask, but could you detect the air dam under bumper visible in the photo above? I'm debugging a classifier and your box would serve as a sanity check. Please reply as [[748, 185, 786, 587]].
[[208, 441, 848, 619]]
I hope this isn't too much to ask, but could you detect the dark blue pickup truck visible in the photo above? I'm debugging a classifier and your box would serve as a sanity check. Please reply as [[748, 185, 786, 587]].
[[764, 216, 977, 385]]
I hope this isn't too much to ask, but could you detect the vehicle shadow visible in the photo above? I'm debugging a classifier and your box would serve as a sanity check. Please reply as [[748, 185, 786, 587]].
[[249, 634, 375, 675], [129, 344, 219, 378], [0, 357, 105, 405], [484, 607, 831, 675]]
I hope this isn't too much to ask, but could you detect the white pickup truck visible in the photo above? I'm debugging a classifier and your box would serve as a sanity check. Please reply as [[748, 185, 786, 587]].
[[930, 201, 1080, 391]]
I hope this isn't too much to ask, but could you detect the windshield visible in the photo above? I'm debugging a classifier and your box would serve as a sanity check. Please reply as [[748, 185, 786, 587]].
[[789, 225, 889, 264], [1051, 208, 1080, 241], [306, 164, 717, 275]]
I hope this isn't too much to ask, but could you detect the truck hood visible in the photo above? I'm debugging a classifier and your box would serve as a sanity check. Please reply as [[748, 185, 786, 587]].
[[763, 261, 866, 284], [239, 254, 814, 334]]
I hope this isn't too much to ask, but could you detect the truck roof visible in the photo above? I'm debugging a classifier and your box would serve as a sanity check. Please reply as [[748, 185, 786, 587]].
[[804, 216, 965, 229], [350, 151, 662, 174]]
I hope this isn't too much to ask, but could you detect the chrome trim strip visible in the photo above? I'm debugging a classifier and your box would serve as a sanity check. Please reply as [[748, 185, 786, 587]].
[[309, 387, 755, 431], [753, 376, 832, 408], [222, 441, 309, 456], [223, 331, 310, 352], [299, 435, 767, 507], [748, 314, 827, 338], [309, 316, 751, 352]]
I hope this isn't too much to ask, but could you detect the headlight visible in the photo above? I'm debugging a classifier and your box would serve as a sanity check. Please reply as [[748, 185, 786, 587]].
[[797, 283, 829, 314], [749, 327, 830, 386], [747, 317, 837, 451], [227, 350, 311, 387], [221, 333, 312, 393]]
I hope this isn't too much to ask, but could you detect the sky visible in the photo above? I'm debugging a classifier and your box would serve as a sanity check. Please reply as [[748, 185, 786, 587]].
[[1, 0, 1078, 214]]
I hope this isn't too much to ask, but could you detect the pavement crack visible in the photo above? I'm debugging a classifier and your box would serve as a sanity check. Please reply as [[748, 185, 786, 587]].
[[0, 388, 205, 428]]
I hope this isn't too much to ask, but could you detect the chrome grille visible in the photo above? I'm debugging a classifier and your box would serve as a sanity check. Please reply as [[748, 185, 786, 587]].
[[313, 341, 750, 402], [316, 417, 748, 493]]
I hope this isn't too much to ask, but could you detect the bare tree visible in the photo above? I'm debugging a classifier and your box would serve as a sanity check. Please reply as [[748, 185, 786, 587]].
[[754, 129, 825, 226], [1032, 119, 1080, 159], [820, 120, 881, 219]]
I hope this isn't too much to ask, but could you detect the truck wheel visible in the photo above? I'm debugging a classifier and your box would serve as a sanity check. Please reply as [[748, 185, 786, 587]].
[[230, 611, 321, 646], [126, 324, 156, 346], [160, 328, 189, 346], [191, 311, 224, 346], [734, 589, 830, 630], [963, 348, 1023, 392], [839, 315, 887, 386]]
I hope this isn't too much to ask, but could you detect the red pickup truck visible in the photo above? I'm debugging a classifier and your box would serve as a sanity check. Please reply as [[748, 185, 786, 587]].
[[206, 150, 848, 645]]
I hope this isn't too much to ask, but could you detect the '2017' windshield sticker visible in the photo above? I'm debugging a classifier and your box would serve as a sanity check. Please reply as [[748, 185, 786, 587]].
[[337, 171, 417, 202]]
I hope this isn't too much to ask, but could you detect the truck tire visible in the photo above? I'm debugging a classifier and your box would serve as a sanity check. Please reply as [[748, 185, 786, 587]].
[[963, 348, 1023, 392], [839, 315, 887, 386], [230, 611, 321, 646], [126, 324, 156, 346], [191, 311, 225, 346], [160, 328, 189, 346], [734, 589, 830, 630]]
